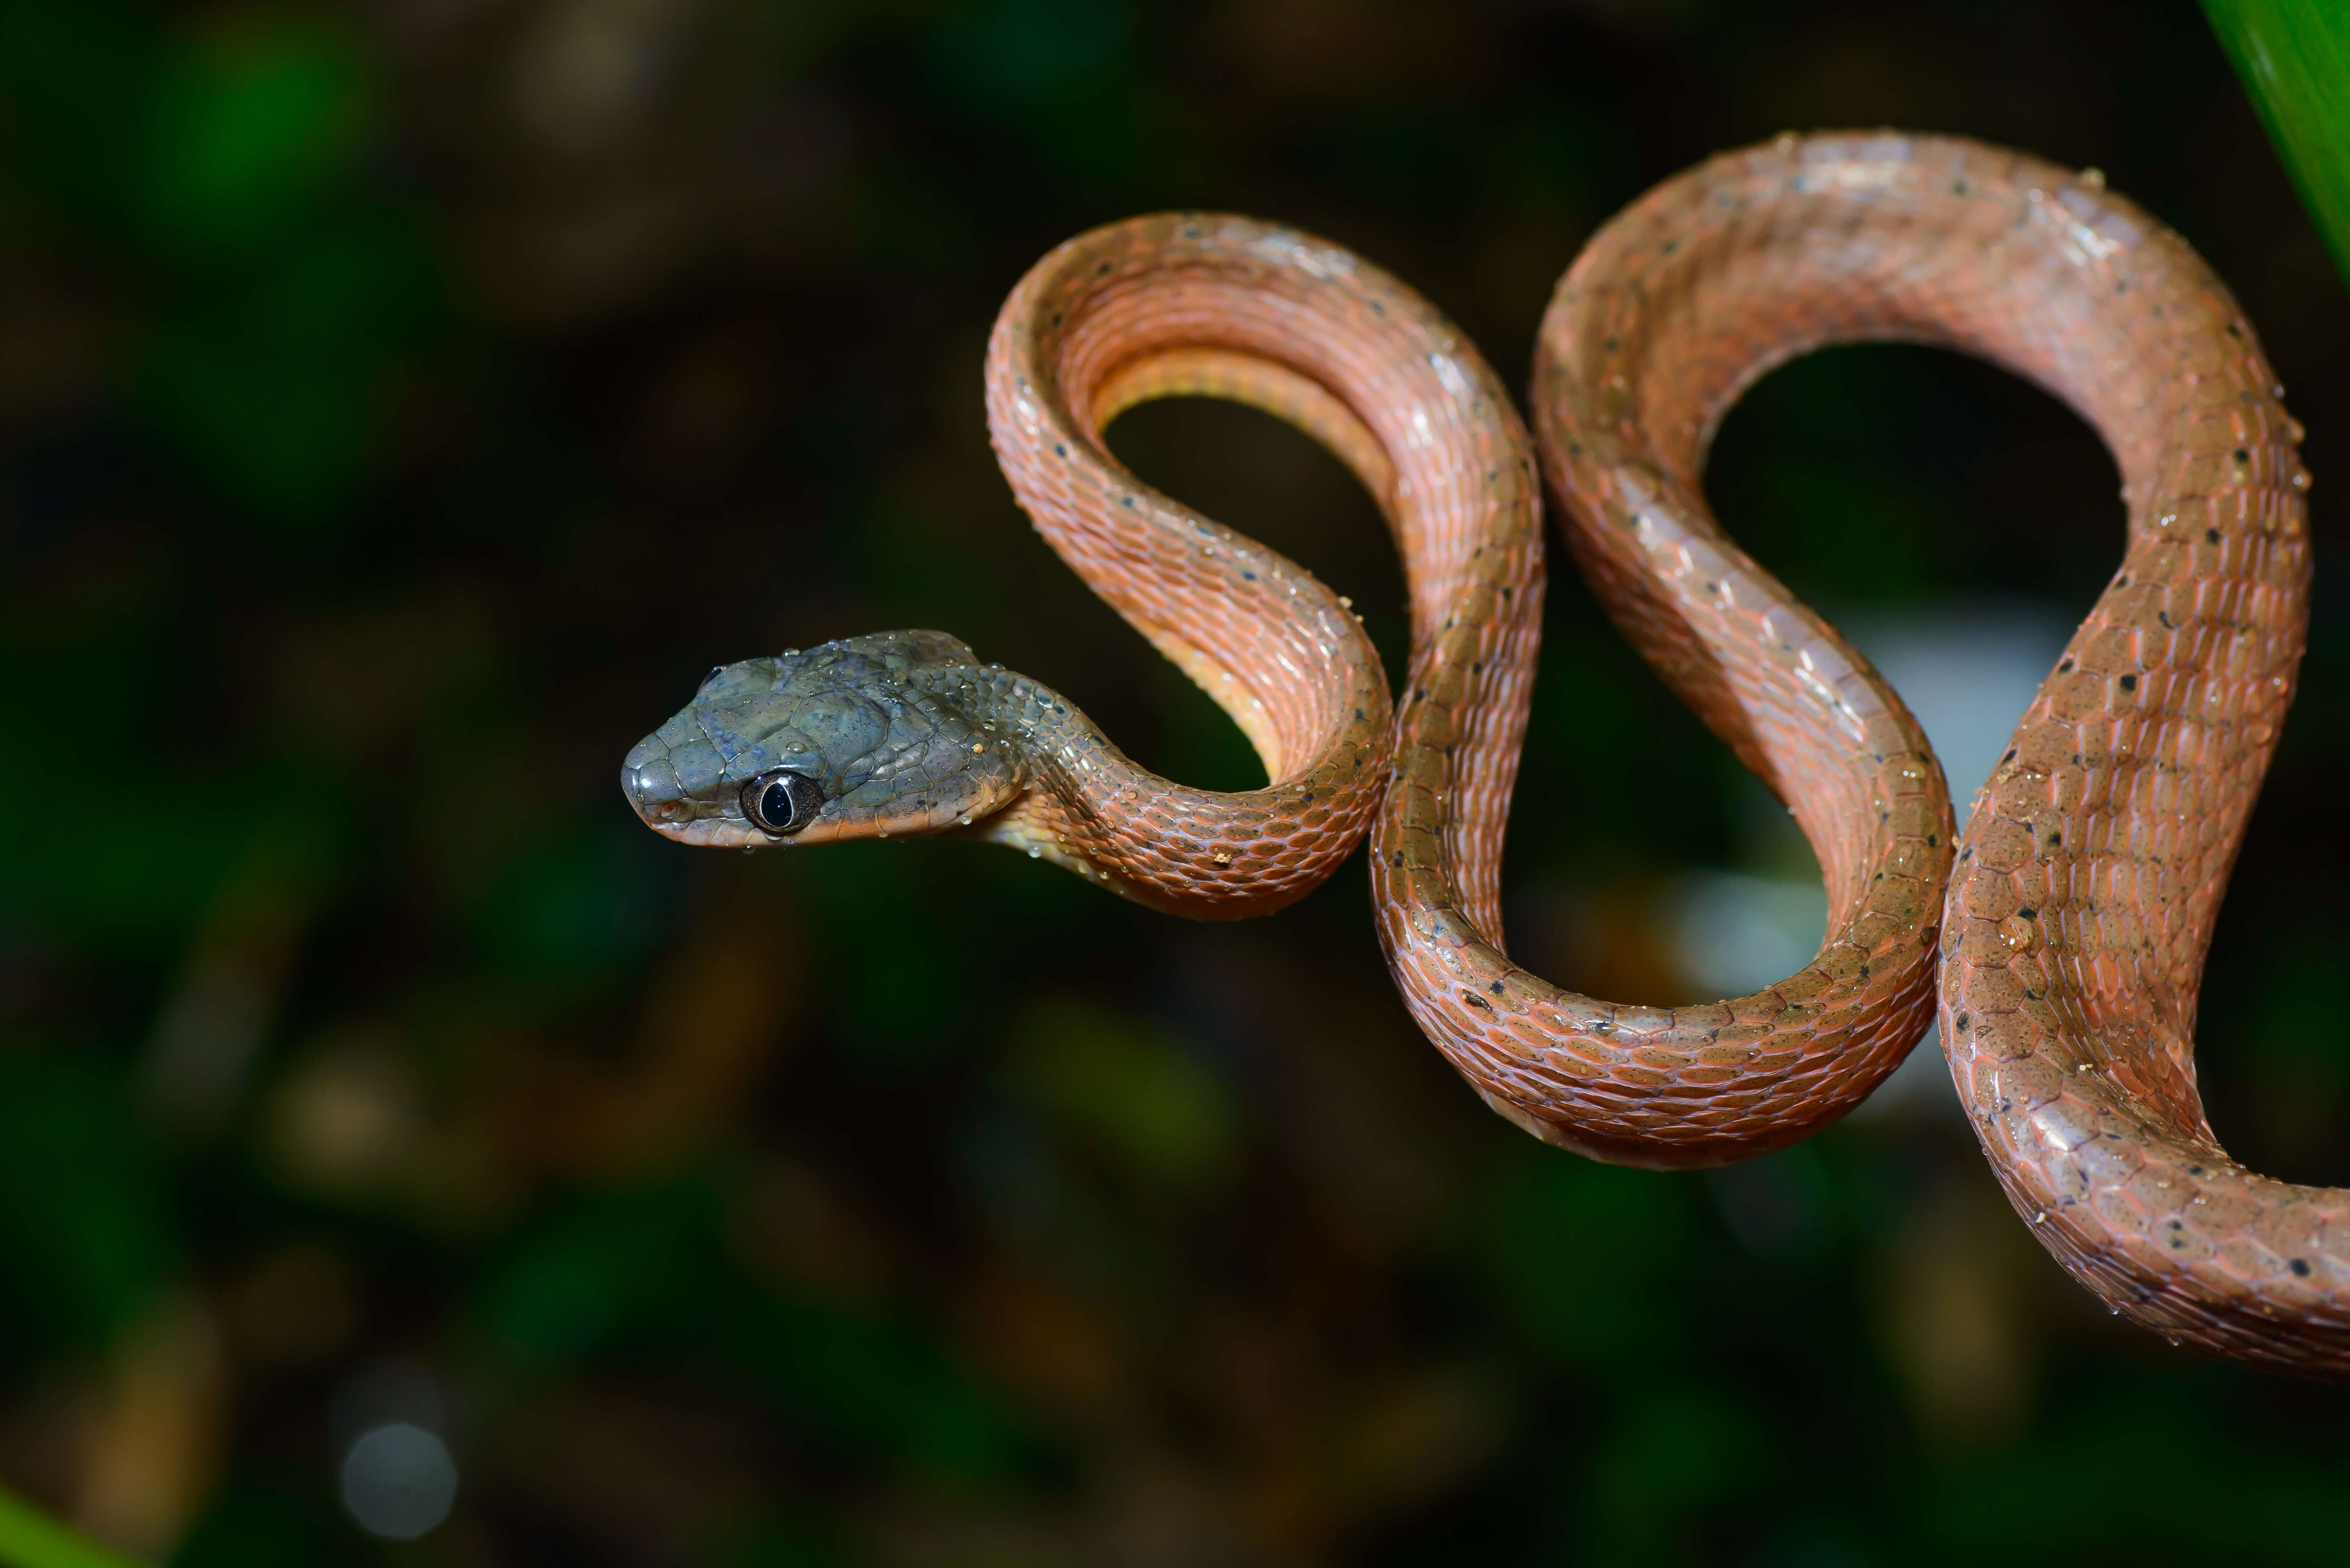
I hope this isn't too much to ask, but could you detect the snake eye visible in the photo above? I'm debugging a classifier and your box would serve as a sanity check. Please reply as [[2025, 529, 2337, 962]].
[[741, 769, 824, 836]]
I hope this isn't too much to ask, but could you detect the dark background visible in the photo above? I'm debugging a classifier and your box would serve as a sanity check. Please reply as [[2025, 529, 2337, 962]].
[[3, 0, 2348, 1564]]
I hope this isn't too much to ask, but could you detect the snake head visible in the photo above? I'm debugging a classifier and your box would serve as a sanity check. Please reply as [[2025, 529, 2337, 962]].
[[621, 629, 1027, 849]]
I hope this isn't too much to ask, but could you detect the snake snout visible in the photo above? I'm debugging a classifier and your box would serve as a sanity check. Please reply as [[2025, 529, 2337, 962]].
[[621, 747, 687, 829]]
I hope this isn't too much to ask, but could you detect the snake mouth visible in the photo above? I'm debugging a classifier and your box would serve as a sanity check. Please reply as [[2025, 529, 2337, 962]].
[[646, 816, 766, 848], [621, 759, 756, 845], [647, 810, 879, 850]]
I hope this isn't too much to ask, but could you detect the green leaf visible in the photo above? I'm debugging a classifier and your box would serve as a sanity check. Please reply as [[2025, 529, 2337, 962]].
[[2204, 0, 2350, 289], [0, 1487, 144, 1568]]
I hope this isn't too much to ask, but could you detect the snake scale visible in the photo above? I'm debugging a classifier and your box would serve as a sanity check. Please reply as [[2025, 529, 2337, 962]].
[[622, 132, 2343, 1375]]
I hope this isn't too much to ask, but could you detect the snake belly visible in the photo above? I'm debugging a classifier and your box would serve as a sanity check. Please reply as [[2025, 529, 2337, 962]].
[[1529, 131, 2336, 1373]]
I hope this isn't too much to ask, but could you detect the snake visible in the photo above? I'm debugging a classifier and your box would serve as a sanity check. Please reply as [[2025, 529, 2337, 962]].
[[620, 131, 2339, 1374]]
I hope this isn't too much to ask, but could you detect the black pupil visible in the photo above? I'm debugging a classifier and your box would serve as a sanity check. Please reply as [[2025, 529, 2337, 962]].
[[760, 781, 795, 829]]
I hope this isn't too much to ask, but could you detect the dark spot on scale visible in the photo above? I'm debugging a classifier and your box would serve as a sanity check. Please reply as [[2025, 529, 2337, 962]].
[[2158, 610, 2172, 627], [1370, 299, 1386, 314], [1500, 586, 1512, 598], [2017, 907, 2035, 919], [1952, 180, 1970, 194], [2234, 448, 2250, 464], [1392, 851, 1404, 866], [1244, 571, 1257, 581], [1604, 336, 1619, 351], [1354, 707, 1364, 720], [2227, 322, 2243, 338], [1490, 981, 1504, 995], [1096, 262, 1111, 275], [2058, 660, 2073, 673], [1122, 496, 1136, 508], [2115, 574, 2129, 587], [2291, 1258, 2312, 1277], [2118, 674, 2137, 691], [2207, 528, 2221, 543], [2189, 1165, 2204, 1175], [1054, 443, 1067, 456], [2004, 749, 2017, 763], [1956, 1014, 1971, 1031]]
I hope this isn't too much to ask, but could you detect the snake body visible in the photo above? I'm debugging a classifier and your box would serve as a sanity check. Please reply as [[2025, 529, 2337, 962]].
[[623, 132, 2341, 1373], [1538, 133, 2331, 1373]]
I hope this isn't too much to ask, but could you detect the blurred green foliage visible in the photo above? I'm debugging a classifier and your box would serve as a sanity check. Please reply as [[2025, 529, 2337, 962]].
[[0, 0, 2346, 1565], [0, 1, 437, 519], [0, 1053, 178, 1350]]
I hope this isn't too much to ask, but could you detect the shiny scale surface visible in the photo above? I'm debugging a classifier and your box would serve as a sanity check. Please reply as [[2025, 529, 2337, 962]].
[[625, 133, 2340, 1374]]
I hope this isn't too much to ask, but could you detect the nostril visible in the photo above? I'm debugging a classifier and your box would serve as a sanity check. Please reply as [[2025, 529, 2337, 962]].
[[622, 745, 689, 830], [622, 762, 690, 828], [622, 764, 660, 816]]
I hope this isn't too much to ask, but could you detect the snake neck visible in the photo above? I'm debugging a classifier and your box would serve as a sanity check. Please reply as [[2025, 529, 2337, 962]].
[[927, 667, 1161, 898]]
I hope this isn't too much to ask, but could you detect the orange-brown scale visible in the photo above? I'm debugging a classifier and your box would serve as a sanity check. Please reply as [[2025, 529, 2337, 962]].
[[998, 200, 1951, 1172], [633, 142, 2336, 1373], [1378, 133, 1959, 1173], [975, 211, 1502, 919], [1532, 132, 2333, 1373]]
